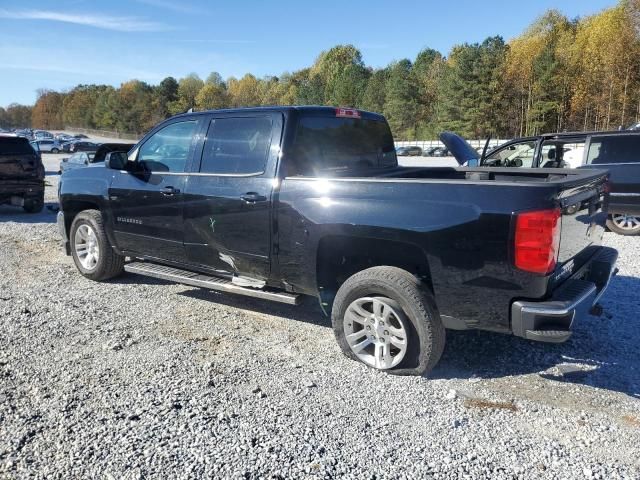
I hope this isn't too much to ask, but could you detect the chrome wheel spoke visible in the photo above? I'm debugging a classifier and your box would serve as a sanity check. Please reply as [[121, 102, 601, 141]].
[[343, 296, 408, 371], [74, 223, 100, 270], [350, 337, 372, 354]]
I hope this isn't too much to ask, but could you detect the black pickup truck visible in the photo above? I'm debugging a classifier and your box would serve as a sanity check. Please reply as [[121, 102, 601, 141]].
[[57, 106, 617, 375]]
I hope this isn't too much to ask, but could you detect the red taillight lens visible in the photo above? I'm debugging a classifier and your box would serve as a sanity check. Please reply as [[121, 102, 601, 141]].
[[514, 208, 561, 275]]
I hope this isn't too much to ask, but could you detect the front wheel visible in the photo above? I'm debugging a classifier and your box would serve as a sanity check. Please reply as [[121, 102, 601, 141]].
[[606, 213, 640, 236], [70, 210, 124, 281], [331, 266, 445, 376], [51, 148, 59, 153]]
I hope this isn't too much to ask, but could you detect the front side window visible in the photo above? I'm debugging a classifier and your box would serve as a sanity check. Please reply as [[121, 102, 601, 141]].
[[587, 135, 640, 165], [138, 120, 198, 172], [200, 116, 272, 175], [484, 141, 536, 168]]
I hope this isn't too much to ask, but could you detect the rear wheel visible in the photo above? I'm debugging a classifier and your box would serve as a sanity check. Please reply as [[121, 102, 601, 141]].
[[607, 213, 640, 236], [70, 210, 124, 280], [23, 196, 44, 213], [332, 266, 445, 376], [51, 148, 59, 153]]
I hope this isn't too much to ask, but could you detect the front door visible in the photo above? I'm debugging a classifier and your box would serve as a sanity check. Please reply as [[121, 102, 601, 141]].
[[109, 119, 200, 262], [183, 112, 282, 280]]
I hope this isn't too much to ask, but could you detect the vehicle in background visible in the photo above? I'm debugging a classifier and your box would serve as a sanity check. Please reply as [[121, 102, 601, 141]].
[[0, 135, 45, 213], [59, 152, 95, 174], [58, 106, 616, 376], [452, 130, 640, 236], [31, 139, 63, 153], [422, 146, 440, 156], [55, 133, 76, 142], [16, 129, 34, 140], [396, 146, 423, 156], [34, 130, 54, 140], [430, 146, 450, 157], [627, 122, 640, 131], [73, 134, 90, 139], [61, 140, 78, 153], [59, 143, 134, 174], [70, 141, 100, 153]]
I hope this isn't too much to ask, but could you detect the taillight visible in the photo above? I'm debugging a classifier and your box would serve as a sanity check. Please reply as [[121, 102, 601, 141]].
[[514, 208, 561, 275]]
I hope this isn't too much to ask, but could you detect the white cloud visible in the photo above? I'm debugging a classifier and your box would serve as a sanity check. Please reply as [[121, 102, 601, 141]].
[[135, 0, 204, 14], [0, 9, 170, 32]]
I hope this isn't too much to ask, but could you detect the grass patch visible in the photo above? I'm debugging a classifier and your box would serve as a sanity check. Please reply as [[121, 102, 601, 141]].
[[464, 398, 518, 412]]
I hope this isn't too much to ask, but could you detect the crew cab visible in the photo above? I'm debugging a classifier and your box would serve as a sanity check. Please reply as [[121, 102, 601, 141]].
[[467, 131, 640, 236], [0, 135, 45, 213], [57, 107, 617, 375]]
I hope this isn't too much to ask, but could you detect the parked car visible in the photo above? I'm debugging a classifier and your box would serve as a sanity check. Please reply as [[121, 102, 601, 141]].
[[422, 146, 440, 156], [472, 131, 640, 235], [396, 146, 422, 156], [59, 143, 134, 174], [61, 140, 78, 153], [73, 134, 90, 139], [58, 106, 616, 376], [0, 135, 45, 213], [34, 130, 54, 140], [70, 141, 100, 153], [430, 147, 450, 157], [55, 133, 75, 142], [31, 139, 63, 153], [59, 152, 95, 174]]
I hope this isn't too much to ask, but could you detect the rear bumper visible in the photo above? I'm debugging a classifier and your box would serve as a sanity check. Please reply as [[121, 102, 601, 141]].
[[511, 247, 618, 343]]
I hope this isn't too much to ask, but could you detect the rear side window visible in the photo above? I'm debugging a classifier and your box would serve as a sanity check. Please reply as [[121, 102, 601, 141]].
[[290, 116, 397, 176], [587, 135, 640, 165], [0, 138, 35, 155], [200, 117, 272, 175]]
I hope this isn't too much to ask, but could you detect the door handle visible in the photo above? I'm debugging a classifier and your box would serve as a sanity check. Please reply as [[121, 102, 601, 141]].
[[161, 186, 181, 196], [241, 192, 267, 203]]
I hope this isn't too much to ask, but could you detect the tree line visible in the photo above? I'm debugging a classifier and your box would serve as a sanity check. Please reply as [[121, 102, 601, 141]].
[[3, 1, 640, 140]]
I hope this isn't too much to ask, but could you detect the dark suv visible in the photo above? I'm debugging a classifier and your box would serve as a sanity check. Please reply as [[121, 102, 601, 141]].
[[0, 135, 45, 213]]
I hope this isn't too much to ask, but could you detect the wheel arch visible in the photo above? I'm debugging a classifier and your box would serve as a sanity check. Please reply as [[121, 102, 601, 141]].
[[316, 235, 434, 313]]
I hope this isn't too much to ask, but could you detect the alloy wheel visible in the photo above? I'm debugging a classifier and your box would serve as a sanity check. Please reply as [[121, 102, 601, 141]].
[[343, 296, 408, 370]]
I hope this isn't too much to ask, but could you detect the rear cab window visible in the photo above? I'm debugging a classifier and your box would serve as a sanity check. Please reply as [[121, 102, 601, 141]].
[[587, 135, 640, 165], [289, 113, 397, 176]]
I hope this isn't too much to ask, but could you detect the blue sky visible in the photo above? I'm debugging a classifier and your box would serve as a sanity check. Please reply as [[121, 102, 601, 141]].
[[0, 0, 616, 107]]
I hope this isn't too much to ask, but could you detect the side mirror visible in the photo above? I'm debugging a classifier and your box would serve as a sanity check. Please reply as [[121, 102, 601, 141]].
[[105, 151, 127, 170]]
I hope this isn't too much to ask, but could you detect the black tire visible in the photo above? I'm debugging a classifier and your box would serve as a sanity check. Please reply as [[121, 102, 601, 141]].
[[331, 266, 445, 376], [70, 209, 124, 281], [51, 148, 59, 153], [606, 214, 640, 236], [23, 197, 44, 213]]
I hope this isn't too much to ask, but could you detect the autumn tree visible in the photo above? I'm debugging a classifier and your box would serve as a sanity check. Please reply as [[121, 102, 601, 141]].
[[32, 90, 64, 129]]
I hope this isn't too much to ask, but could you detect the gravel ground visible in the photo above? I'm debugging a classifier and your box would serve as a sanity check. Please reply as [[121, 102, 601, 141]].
[[0, 155, 638, 479]]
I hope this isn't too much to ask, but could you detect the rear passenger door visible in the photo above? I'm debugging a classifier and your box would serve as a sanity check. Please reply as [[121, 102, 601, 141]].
[[183, 112, 283, 280]]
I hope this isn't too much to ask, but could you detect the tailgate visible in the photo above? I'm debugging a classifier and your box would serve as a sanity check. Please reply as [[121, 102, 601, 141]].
[[0, 153, 41, 180], [550, 171, 609, 287]]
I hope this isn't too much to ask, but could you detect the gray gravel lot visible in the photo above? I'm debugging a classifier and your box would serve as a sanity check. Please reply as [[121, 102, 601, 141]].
[[0, 154, 638, 479]]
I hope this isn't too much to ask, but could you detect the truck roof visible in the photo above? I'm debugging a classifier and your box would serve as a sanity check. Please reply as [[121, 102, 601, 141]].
[[170, 105, 387, 122]]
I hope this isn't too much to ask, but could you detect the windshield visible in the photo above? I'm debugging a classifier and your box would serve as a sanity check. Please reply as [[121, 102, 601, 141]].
[[290, 115, 397, 176], [0, 137, 36, 155]]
